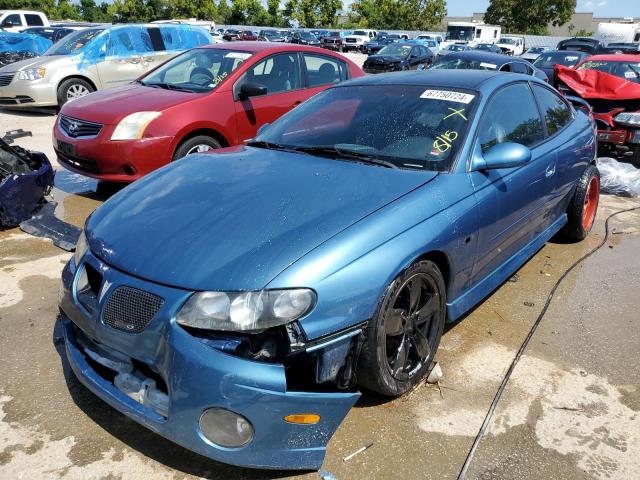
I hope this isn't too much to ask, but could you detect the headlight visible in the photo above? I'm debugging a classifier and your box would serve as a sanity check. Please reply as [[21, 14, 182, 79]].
[[111, 111, 161, 140], [177, 289, 316, 332], [74, 230, 89, 266], [17, 68, 46, 81], [614, 112, 640, 127]]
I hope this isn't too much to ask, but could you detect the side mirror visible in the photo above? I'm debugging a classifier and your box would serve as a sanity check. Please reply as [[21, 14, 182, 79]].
[[1, 19, 16, 28], [471, 142, 531, 171], [239, 82, 267, 100], [256, 123, 270, 136]]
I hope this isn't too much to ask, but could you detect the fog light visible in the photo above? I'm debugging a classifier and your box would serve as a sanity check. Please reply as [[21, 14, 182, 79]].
[[199, 408, 254, 448]]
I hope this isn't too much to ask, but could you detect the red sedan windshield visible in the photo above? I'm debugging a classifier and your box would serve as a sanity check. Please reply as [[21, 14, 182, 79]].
[[577, 60, 640, 83]]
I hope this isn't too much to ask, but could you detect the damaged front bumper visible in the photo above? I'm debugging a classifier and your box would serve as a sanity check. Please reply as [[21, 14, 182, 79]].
[[59, 253, 361, 470]]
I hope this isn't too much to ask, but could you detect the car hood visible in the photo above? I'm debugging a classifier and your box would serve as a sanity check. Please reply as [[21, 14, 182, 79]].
[[86, 146, 436, 291], [0, 54, 62, 72], [60, 83, 199, 125]]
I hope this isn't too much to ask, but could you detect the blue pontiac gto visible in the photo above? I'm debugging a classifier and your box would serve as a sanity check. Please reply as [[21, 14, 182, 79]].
[[59, 70, 599, 470]]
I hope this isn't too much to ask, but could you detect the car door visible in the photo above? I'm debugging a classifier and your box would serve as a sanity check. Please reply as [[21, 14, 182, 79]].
[[470, 82, 555, 284], [95, 28, 150, 89], [531, 83, 588, 224], [233, 52, 306, 141], [1, 13, 23, 32]]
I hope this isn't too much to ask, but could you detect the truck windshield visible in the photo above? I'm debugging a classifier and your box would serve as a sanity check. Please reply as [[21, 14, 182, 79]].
[[446, 26, 473, 41]]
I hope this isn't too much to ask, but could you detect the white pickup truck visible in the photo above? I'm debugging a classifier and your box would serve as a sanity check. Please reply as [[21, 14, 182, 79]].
[[0, 10, 50, 32], [343, 29, 377, 52], [496, 35, 525, 56]]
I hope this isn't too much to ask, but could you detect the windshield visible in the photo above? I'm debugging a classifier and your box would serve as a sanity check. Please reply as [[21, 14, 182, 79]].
[[527, 47, 546, 54], [577, 60, 640, 83], [301, 32, 316, 40], [353, 31, 367, 36], [45, 28, 104, 56], [476, 44, 493, 50], [446, 26, 473, 41], [251, 85, 478, 172], [141, 48, 252, 93], [431, 57, 497, 70], [533, 52, 582, 68], [499, 38, 516, 44], [378, 44, 412, 57], [262, 30, 280, 37]]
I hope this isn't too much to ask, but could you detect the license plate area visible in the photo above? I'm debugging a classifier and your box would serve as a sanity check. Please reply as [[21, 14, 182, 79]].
[[57, 139, 76, 156]]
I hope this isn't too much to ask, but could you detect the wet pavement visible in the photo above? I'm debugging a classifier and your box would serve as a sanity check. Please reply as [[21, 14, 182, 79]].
[[1, 73, 640, 480]]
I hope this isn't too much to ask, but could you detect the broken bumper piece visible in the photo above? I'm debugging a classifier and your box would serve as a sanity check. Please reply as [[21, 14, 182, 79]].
[[59, 256, 360, 470]]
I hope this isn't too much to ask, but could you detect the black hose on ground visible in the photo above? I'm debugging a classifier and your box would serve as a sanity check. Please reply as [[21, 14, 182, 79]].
[[457, 204, 640, 480]]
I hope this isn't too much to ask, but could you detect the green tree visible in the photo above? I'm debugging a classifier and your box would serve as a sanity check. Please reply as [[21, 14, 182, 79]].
[[228, 0, 269, 26], [284, 0, 343, 28], [266, 0, 287, 27], [107, 0, 153, 22], [79, 0, 112, 22], [485, 0, 576, 35], [54, 0, 82, 19], [0, 0, 56, 18], [216, 0, 232, 23], [349, 0, 446, 30]]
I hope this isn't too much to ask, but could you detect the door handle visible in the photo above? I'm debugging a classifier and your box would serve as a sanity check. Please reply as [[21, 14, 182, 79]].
[[545, 165, 556, 178]]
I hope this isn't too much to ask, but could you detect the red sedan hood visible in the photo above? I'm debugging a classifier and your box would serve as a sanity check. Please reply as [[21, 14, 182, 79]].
[[556, 64, 640, 100], [60, 84, 200, 125]]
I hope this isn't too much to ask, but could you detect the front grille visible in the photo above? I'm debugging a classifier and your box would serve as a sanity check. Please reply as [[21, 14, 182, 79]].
[[59, 115, 103, 138], [0, 73, 15, 87], [56, 150, 101, 174], [103, 286, 164, 334], [346, 38, 357, 43]]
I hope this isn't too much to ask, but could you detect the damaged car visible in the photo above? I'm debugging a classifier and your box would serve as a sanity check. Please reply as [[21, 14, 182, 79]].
[[556, 54, 640, 165], [59, 70, 598, 470], [0, 31, 52, 67]]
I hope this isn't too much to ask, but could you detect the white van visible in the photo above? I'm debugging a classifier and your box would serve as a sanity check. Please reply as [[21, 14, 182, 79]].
[[0, 10, 50, 32]]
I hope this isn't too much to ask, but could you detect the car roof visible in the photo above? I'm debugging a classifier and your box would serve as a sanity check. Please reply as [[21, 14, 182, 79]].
[[583, 53, 640, 62], [197, 41, 329, 53], [336, 69, 514, 90], [438, 50, 524, 65]]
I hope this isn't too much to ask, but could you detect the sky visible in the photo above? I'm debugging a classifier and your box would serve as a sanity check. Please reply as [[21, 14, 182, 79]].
[[341, 0, 639, 18]]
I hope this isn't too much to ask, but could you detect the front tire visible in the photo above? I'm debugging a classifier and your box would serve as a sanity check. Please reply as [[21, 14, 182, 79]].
[[172, 135, 222, 161], [563, 165, 600, 241], [57, 78, 94, 106], [357, 261, 446, 397]]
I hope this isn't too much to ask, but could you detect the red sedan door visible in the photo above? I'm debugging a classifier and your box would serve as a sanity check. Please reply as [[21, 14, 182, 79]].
[[233, 52, 309, 141]]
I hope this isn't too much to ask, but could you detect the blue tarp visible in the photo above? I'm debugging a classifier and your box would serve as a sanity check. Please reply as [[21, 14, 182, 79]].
[[0, 32, 52, 55]]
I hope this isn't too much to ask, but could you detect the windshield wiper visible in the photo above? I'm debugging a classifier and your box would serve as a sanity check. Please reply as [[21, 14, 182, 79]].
[[290, 145, 398, 169], [245, 140, 302, 153], [143, 82, 194, 93], [627, 64, 640, 79]]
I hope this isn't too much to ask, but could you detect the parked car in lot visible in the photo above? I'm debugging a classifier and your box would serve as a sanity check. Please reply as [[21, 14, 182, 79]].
[[364, 34, 401, 55], [0, 10, 49, 32], [20, 26, 75, 43], [431, 51, 548, 81], [363, 42, 434, 73], [258, 29, 287, 42], [557, 37, 605, 55], [59, 69, 598, 471], [521, 46, 553, 62], [532, 50, 588, 86], [557, 54, 640, 165], [343, 29, 377, 52], [321, 31, 345, 51], [474, 43, 502, 54], [53, 43, 364, 182], [288, 30, 320, 46], [0, 24, 212, 107], [222, 29, 241, 41], [439, 43, 470, 56], [0, 31, 52, 67]]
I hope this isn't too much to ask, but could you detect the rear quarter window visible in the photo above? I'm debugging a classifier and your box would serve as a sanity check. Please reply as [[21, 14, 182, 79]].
[[303, 54, 348, 87], [532, 84, 572, 136], [25, 14, 44, 26]]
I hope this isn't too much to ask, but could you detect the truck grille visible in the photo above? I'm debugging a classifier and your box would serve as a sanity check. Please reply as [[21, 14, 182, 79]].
[[346, 38, 357, 43], [59, 115, 103, 138], [0, 73, 14, 87], [102, 286, 164, 334]]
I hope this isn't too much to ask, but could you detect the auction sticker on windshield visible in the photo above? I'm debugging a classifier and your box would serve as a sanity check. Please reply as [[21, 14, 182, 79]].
[[420, 90, 475, 104], [225, 52, 252, 59]]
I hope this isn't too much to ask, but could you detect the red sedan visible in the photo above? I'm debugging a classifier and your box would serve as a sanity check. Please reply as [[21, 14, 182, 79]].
[[53, 43, 364, 182]]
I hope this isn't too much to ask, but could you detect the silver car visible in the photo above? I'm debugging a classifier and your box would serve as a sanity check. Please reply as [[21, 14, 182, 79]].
[[0, 23, 212, 107]]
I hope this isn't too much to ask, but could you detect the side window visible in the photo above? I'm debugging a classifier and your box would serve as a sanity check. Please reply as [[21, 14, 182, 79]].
[[477, 83, 545, 152], [476, 29, 481, 38], [532, 84, 572, 136], [25, 14, 44, 26], [3, 14, 22, 27], [510, 62, 529, 74], [107, 27, 153, 56], [303, 54, 347, 87], [244, 53, 302, 94]]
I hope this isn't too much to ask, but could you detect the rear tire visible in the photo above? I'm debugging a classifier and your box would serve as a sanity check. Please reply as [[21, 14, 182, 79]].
[[357, 261, 446, 397], [563, 165, 600, 241], [57, 78, 94, 106], [172, 136, 222, 161]]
